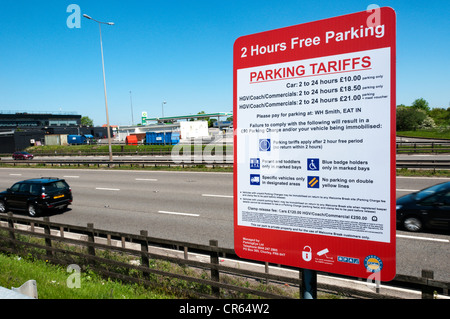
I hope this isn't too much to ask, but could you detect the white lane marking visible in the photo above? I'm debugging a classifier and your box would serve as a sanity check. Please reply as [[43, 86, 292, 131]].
[[157, 210, 199, 217], [202, 194, 233, 198], [63, 176, 80, 178], [397, 176, 450, 180], [96, 187, 120, 191], [136, 178, 158, 181], [396, 234, 449, 243], [9, 174, 22, 176], [396, 189, 418, 192]]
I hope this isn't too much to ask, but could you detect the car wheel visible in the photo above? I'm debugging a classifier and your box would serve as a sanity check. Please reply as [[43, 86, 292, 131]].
[[28, 203, 41, 217], [403, 216, 423, 232], [0, 200, 6, 213]]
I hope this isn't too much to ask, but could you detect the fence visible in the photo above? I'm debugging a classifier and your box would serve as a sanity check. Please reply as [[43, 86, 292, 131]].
[[396, 141, 450, 154], [2, 158, 450, 170], [1, 213, 448, 299], [0, 159, 233, 169], [1, 141, 449, 158]]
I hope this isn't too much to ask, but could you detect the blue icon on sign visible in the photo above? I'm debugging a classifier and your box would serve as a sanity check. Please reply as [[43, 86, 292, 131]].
[[250, 174, 260, 185], [259, 139, 271, 151], [250, 158, 260, 169], [307, 176, 320, 188], [338, 256, 360, 264], [307, 158, 320, 171]]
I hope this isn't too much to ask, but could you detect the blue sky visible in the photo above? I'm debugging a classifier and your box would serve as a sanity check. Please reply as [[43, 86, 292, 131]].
[[0, 0, 449, 126]]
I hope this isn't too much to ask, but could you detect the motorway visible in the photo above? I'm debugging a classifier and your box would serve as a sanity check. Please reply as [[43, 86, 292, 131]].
[[0, 166, 449, 282]]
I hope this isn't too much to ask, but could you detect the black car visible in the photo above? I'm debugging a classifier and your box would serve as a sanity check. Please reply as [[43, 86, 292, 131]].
[[0, 178, 73, 217], [396, 181, 450, 232]]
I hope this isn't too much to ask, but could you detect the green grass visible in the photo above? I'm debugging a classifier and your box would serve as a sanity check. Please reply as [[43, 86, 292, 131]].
[[0, 253, 173, 299], [25, 144, 233, 155], [397, 129, 450, 140], [0, 162, 233, 172], [396, 168, 450, 177], [26, 144, 175, 154]]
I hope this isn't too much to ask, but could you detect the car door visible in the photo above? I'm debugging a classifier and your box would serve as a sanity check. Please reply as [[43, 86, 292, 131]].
[[7, 183, 27, 209], [421, 191, 450, 230]]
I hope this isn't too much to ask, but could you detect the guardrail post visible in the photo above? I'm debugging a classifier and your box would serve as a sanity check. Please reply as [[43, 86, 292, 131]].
[[7, 212, 16, 253], [43, 217, 53, 257], [183, 246, 188, 260], [209, 239, 220, 297], [140, 230, 150, 279], [421, 269, 435, 299], [87, 223, 95, 258], [301, 268, 317, 299]]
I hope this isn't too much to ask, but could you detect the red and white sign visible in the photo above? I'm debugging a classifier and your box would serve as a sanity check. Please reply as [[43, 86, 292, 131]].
[[233, 7, 396, 281]]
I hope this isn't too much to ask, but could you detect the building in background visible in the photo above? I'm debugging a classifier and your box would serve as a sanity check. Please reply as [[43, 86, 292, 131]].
[[0, 112, 81, 129], [0, 111, 109, 153]]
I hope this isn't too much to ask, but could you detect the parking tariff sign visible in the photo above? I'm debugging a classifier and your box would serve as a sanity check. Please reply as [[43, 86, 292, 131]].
[[233, 7, 396, 281]]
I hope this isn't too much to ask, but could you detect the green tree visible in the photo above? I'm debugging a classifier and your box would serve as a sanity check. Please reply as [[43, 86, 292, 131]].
[[411, 98, 430, 112], [428, 107, 450, 127], [396, 106, 427, 131], [81, 116, 94, 126]]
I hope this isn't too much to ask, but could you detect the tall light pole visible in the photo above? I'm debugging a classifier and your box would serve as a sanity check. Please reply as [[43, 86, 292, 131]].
[[162, 101, 166, 118], [129, 91, 134, 125], [83, 14, 114, 161]]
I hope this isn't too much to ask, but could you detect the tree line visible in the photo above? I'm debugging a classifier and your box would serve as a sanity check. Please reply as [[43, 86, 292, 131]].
[[396, 98, 450, 131]]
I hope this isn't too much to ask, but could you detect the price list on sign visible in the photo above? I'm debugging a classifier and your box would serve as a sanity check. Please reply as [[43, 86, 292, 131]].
[[233, 8, 396, 281]]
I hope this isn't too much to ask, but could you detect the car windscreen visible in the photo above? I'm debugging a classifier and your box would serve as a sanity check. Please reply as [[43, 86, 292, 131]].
[[43, 181, 69, 193], [415, 183, 449, 201]]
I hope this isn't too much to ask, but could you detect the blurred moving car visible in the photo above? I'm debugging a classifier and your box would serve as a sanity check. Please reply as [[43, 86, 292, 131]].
[[0, 177, 72, 217], [396, 181, 450, 232], [12, 151, 34, 160]]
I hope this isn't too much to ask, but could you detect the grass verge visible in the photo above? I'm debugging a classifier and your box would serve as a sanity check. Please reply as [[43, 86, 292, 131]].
[[397, 129, 450, 140], [1, 162, 449, 177], [396, 169, 450, 177], [0, 253, 173, 299]]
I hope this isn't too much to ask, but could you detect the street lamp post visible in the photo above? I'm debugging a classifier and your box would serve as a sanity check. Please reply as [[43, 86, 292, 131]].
[[162, 101, 166, 118], [129, 91, 134, 125], [83, 14, 114, 161]]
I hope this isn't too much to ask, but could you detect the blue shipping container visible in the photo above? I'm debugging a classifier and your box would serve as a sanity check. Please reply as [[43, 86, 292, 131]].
[[171, 132, 180, 144], [145, 132, 180, 145], [67, 135, 87, 144]]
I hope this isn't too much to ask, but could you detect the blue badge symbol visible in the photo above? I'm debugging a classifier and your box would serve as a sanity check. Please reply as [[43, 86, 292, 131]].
[[307, 158, 319, 171], [259, 139, 271, 151], [250, 158, 260, 169]]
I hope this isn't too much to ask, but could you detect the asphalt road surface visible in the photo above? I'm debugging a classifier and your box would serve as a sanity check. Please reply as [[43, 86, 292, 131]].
[[0, 167, 448, 282]]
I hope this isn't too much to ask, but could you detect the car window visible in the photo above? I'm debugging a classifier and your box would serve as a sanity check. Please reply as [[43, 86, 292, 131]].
[[10, 183, 21, 192], [442, 192, 450, 205], [30, 184, 42, 195], [415, 183, 449, 201], [43, 181, 69, 192], [54, 181, 69, 189], [421, 191, 450, 206], [421, 194, 440, 205], [19, 183, 30, 193]]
